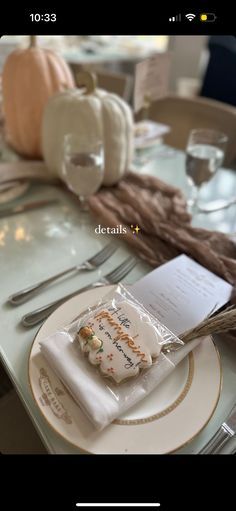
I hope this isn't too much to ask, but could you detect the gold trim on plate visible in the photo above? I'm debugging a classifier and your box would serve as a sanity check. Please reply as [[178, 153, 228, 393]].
[[168, 338, 222, 453], [114, 353, 194, 425]]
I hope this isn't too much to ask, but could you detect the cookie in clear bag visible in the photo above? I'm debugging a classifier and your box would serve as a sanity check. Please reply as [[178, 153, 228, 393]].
[[73, 284, 182, 384]]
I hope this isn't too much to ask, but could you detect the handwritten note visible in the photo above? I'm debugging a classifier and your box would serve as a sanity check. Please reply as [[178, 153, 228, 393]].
[[132, 254, 233, 335], [134, 53, 171, 113]]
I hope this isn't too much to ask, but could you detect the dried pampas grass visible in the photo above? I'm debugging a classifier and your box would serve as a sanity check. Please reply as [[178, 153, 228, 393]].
[[180, 306, 236, 343]]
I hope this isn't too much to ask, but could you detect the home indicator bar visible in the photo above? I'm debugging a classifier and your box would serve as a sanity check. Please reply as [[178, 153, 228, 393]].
[[76, 505, 161, 508]]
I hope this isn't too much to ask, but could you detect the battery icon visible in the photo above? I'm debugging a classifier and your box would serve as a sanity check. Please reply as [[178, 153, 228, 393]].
[[200, 13, 217, 22]]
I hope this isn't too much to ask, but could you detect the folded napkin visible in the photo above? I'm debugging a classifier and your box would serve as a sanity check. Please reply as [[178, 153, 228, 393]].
[[40, 332, 201, 430]]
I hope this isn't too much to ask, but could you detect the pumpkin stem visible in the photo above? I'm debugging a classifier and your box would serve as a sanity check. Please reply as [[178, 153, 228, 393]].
[[30, 36, 37, 48], [76, 71, 97, 94]]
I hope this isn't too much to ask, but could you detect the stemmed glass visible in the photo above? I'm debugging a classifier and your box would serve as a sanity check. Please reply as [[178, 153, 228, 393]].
[[185, 129, 228, 213], [62, 133, 104, 211]]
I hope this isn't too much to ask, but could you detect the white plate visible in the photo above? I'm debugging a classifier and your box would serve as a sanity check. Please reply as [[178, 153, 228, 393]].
[[134, 121, 170, 149], [29, 286, 222, 454]]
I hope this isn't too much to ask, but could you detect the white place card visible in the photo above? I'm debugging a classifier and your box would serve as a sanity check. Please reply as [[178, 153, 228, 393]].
[[134, 120, 170, 149], [132, 254, 233, 336], [134, 53, 171, 113]]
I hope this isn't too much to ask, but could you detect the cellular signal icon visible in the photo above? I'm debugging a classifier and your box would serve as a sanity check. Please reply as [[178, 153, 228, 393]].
[[169, 14, 181, 22]]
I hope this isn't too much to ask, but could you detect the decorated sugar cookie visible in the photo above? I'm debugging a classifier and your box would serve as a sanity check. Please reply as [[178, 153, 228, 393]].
[[76, 300, 162, 383]]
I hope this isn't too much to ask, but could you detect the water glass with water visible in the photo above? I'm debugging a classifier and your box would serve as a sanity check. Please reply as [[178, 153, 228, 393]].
[[62, 133, 104, 210], [186, 129, 228, 212]]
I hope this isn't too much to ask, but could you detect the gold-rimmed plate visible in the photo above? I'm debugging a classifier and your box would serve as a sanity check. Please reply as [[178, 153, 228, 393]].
[[28, 286, 222, 454]]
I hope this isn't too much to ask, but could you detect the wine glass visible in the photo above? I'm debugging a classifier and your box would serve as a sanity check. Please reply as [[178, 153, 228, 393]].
[[185, 129, 228, 213], [62, 133, 104, 211]]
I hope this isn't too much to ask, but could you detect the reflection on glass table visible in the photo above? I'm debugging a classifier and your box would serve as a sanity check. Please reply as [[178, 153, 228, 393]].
[[133, 143, 176, 167]]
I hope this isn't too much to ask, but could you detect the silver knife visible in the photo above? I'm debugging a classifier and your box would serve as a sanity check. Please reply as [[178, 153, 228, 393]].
[[200, 403, 236, 454], [0, 198, 59, 219]]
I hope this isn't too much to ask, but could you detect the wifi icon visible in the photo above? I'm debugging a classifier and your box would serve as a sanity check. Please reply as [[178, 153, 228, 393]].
[[185, 13, 196, 21]]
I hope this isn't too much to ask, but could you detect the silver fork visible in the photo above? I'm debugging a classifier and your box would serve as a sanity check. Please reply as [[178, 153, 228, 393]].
[[8, 243, 117, 305], [22, 257, 137, 328]]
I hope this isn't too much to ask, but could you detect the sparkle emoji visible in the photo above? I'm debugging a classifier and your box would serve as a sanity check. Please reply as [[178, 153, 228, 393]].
[[131, 224, 140, 235]]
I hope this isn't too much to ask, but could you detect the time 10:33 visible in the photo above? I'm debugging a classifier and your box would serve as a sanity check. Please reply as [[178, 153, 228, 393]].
[[30, 13, 56, 22]]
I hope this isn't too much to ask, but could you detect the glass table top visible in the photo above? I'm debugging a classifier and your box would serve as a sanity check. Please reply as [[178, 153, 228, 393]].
[[1, 146, 236, 454]]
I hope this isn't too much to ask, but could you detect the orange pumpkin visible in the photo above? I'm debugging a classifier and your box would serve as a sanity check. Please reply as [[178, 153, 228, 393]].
[[2, 36, 75, 158]]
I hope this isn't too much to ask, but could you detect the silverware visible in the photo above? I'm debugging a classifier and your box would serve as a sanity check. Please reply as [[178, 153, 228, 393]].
[[200, 403, 236, 454], [198, 197, 236, 213], [0, 181, 22, 194], [8, 243, 117, 305], [22, 256, 137, 328], [0, 198, 59, 219]]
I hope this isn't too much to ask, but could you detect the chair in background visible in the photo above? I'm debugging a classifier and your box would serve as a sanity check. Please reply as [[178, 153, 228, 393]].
[[200, 36, 236, 108], [146, 95, 236, 167], [95, 70, 133, 102]]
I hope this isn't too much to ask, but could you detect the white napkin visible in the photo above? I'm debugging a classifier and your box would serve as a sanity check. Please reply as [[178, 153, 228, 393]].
[[40, 332, 201, 431]]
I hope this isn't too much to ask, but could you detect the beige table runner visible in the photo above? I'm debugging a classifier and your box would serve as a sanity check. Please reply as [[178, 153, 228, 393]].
[[89, 171, 236, 302]]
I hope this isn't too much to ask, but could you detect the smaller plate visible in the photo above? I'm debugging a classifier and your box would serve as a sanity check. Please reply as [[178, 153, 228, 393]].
[[134, 121, 170, 149]]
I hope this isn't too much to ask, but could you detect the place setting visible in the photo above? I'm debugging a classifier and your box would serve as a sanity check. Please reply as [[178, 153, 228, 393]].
[[27, 256, 228, 454], [18, 232, 234, 453], [1, 36, 236, 456]]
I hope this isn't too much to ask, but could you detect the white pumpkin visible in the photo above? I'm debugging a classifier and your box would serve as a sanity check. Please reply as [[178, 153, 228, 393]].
[[42, 72, 134, 186]]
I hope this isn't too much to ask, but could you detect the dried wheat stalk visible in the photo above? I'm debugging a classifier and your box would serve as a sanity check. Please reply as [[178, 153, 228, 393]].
[[180, 306, 236, 343]]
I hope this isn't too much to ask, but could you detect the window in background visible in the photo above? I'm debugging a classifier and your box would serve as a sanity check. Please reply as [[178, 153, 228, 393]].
[[0, 35, 169, 62], [0, 35, 170, 83]]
